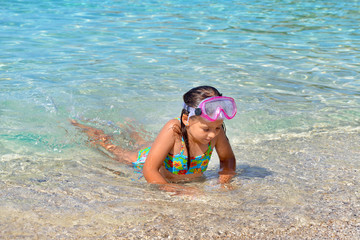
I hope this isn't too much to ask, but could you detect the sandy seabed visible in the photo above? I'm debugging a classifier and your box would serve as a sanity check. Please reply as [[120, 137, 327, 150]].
[[1, 129, 359, 239], [1, 206, 359, 239]]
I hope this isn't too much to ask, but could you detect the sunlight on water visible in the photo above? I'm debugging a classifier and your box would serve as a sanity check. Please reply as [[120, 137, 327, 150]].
[[1, 0, 360, 238], [1, 129, 359, 238]]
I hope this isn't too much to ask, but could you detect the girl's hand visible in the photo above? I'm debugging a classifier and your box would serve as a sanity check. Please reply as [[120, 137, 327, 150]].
[[159, 184, 201, 196], [219, 173, 236, 190], [218, 173, 234, 184], [220, 182, 235, 190]]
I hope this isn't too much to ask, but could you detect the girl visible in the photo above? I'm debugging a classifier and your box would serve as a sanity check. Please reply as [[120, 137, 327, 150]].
[[72, 86, 237, 192]]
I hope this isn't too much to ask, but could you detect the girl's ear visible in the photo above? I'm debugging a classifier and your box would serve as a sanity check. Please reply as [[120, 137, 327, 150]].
[[182, 114, 189, 126]]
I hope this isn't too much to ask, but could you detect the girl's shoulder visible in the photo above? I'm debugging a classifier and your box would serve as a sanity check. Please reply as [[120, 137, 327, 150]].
[[163, 118, 182, 139], [168, 117, 181, 125]]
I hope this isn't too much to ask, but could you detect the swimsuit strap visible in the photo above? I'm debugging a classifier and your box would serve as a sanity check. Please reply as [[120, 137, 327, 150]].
[[180, 137, 212, 159], [205, 141, 212, 154], [180, 137, 186, 155]]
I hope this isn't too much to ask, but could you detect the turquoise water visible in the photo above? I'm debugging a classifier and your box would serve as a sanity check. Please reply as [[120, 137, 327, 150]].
[[1, 0, 360, 238]]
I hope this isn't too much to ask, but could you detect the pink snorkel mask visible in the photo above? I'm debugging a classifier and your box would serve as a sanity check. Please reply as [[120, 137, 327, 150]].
[[183, 96, 237, 122]]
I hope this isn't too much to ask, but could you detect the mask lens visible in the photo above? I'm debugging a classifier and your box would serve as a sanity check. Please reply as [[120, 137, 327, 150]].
[[203, 98, 235, 119]]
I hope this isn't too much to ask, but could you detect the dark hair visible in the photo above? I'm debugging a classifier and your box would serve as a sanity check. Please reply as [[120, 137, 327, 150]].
[[180, 86, 223, 169]]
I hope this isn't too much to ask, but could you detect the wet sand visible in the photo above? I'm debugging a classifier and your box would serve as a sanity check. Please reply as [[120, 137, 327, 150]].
[[1, 128, 359, 239]]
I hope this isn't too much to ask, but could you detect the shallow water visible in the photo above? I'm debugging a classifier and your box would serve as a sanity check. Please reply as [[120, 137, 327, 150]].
[[1, 0, 360, 239], [1, 129, 360, 238]]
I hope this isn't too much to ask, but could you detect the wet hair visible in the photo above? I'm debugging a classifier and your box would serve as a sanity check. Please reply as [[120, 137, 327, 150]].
[[179, 86, 223, 169]]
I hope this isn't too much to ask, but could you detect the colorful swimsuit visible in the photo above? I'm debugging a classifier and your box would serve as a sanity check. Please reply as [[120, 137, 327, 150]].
[[133, 138, 213, 175]]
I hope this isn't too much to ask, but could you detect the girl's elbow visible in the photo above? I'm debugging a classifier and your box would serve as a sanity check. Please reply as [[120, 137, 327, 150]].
[[142, 165, 151, 181], [142, 164, 162, 184]]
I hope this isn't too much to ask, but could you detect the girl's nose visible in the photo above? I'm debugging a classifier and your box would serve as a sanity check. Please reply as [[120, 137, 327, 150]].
[[208, 131, 216, 139]]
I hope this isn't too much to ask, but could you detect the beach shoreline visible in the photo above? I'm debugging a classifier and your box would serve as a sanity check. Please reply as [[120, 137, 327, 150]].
[[1, 129, 359, 239]]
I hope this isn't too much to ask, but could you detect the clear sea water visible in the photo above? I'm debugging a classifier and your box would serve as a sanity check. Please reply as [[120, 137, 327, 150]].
[[1, 0, 360, 238]]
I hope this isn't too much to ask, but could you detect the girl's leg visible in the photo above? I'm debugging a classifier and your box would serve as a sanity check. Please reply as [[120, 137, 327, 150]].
[[70, 120, 138, 164], [117, 119, 152, 147]]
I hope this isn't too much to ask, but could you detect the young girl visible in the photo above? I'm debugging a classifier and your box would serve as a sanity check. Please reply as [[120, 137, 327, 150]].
[[72, 86, 237, 192]]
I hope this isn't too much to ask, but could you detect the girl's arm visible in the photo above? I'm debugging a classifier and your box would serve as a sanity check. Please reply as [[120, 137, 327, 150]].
[[215, 128, 236, 184], [142, 119, 177, 184], [143, 120, 201, 196]]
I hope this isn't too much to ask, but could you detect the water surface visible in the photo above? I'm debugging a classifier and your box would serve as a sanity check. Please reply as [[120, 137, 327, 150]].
[[1, 0, 360, 238]]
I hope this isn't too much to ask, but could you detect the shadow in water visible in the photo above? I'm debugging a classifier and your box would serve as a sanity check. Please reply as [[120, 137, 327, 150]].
[[237, 164, 272, 179]]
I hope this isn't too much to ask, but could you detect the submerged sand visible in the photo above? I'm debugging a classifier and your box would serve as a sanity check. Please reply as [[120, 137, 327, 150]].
[[1, 128, 359, 239]]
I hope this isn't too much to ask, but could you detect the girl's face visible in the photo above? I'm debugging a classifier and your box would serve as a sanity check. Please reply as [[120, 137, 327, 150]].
[[185, 116, 223, 145]]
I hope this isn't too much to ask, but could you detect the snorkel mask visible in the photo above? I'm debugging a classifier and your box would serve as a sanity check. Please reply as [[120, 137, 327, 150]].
[[183, 96, 237, 122]]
